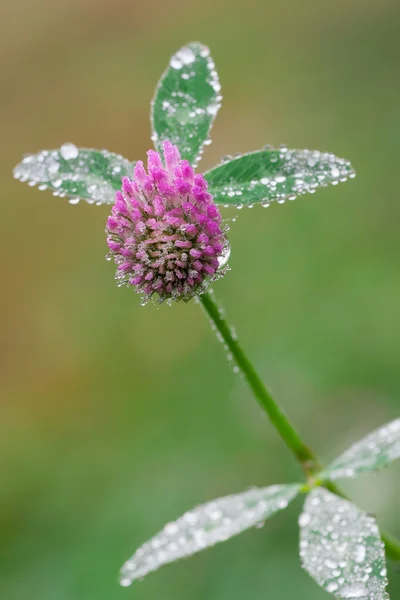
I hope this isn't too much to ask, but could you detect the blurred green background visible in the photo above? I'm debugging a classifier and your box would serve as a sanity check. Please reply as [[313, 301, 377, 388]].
[[1, 0, 400, 598]]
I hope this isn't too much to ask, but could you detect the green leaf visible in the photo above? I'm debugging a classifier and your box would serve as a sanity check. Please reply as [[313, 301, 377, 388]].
[[151, 42, 221, 166], [299, 488, 389, 599], [13, 144, 135, 205], [204, 147, 355, 206], [319, 418, 400, 482], [119, 483, 300, 586]]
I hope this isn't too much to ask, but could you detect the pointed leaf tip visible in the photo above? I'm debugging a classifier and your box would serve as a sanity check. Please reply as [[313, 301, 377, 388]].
[[13, 145, 135, 205], [299, 488, 389, 599], [119, 483, 300, 586], [319, 418, 400, 482], [205, 147, 355, 207], [151, 42, 221, 166]]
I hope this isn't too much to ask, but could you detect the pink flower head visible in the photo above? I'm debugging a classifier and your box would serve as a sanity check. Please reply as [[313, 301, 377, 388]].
[[106, 141, 229, 303]]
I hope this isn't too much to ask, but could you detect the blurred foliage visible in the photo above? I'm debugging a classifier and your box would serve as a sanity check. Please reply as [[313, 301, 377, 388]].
[[1, 1, 400, 599]]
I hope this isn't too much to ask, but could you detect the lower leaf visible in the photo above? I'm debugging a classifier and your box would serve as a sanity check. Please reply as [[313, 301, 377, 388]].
[[299, 488, 389, 599], [319, 418, 400, 481], [120, 483, 300, 585]]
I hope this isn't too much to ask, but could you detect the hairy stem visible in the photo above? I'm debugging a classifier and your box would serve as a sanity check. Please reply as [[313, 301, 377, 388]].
[[199, 290, 400, 561]]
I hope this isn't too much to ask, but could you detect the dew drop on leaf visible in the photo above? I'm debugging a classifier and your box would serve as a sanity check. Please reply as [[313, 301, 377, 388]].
[[119, 484, 300, 585], [152, 42, 221, 166], [13, 146, 135, 206], [299, 488, 389, 600], [319, 418, 400, 481], [60, 143, 79, 160]]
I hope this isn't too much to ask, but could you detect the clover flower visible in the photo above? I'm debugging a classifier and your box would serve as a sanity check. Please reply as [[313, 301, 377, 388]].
[[13, 41, 354, 308], [106, 140, 229, 303]]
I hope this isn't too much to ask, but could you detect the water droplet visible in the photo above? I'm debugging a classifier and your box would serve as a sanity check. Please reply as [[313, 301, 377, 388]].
[[178, 47, 196, 65], [218, 243, 231, 269], [48, 162, 60, 175], [354, 544, 366, 564], [340, 583, 368, 598], [60, 143, 79, 160], [207, 104, 219, 116], [298, 513, 311, 527]]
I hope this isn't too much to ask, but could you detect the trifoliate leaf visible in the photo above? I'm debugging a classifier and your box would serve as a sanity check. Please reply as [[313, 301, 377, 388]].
[[204, 147, 355, 206], [319, 418, 400, 482], [13, 144, 135, 205], [151, 42, 221, 166], [119, 483, 300, 586], [299, 488, 389, 599]]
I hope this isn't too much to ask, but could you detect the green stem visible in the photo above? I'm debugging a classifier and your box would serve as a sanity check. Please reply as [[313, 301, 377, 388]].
[[200, 291, 317, 472], [199, 291, 400, 561]]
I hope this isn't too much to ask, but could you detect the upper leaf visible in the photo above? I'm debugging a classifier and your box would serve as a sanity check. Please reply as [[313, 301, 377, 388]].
[[299, 488, 389, 600], [119, 483, 300, 586], [204, 147, 355, 206], [319, 418, 400, 482], [13, 144, 135, 205], [151, 42, 221, 167]]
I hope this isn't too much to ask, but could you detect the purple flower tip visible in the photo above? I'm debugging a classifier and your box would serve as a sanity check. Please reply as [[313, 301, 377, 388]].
[[106, 141, 229, 303]]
